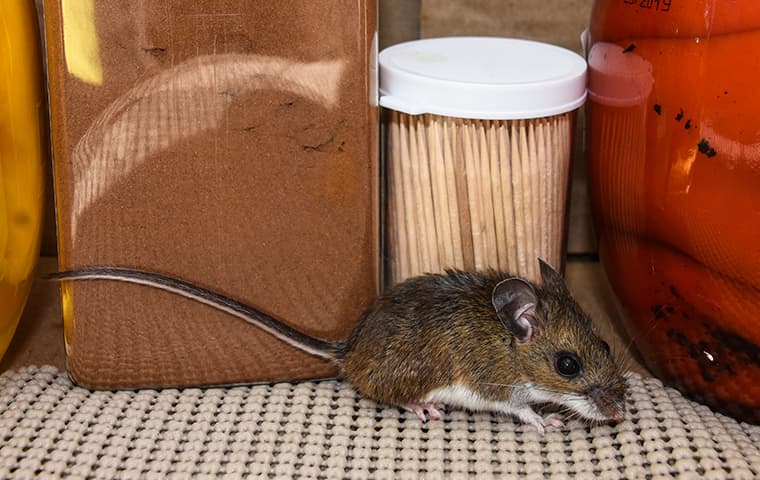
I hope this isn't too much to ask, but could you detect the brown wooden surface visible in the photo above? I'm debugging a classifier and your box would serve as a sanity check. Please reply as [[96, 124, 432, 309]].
[[380, 0, 421, 49], [0, 257, 65, 373]]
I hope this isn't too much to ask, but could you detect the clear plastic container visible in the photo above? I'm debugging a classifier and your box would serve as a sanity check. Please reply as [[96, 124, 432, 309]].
[[45, 1, 378, 388], [379, 37, 587, 284], [0, 2, 46, 360]]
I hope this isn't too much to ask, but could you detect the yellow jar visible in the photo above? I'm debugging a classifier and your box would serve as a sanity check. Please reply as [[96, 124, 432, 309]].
[[0, 2, 46, 359]]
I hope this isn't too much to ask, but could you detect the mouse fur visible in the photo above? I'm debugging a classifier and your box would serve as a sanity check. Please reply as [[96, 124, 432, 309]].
[[340, 266, 627, 431]]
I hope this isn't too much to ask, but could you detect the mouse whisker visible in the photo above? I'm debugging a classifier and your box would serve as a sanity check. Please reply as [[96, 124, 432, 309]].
[[610, 346, 636, 377], [555, 405, 582, 425], [610, 339, 635, 374], [610, 356, 629, 377], [616, 316, 660, 365], [659, 353, 698, 361], [562, 409, 581, 423]]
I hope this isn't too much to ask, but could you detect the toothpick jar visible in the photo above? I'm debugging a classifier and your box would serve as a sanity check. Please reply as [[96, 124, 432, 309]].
[[379, 37, 587, 284]]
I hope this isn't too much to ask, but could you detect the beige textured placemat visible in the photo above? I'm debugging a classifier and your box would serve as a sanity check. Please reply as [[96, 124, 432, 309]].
[[1, 366, 758, 479]]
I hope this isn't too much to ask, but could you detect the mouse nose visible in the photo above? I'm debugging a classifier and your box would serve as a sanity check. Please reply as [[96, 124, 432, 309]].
[[608, 404, 625, 422], [586, 385, 626, 421]]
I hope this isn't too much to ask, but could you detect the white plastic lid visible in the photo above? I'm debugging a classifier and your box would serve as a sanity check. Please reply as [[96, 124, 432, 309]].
[[379, 37, 588, 120]]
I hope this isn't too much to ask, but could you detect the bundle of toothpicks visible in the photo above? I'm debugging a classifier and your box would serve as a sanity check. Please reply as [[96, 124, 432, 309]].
[[386, 111, 574, 284]]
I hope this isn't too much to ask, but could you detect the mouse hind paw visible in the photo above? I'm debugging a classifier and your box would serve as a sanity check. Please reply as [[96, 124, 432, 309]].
[[402, 403, 445, 422]]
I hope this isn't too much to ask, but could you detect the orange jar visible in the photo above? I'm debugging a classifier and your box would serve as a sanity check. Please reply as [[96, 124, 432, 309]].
[[587, 0, 760, 423]]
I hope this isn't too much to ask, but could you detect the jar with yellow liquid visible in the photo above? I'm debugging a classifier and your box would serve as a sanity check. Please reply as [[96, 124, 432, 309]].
[[0, 3, 46, 360]]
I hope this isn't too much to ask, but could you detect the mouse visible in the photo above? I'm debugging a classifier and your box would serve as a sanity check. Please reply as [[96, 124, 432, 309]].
[[48, 258, 627, 434]]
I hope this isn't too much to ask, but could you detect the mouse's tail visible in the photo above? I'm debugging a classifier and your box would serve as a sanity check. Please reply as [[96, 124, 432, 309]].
[[47, 267, 346, 361]]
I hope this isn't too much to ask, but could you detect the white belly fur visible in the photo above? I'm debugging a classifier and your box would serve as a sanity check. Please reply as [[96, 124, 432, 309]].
[[425, 382, 606, 421], [424, 383, 531, 415]]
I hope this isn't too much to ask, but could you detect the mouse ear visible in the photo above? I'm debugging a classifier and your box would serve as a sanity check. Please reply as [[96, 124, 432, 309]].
[[492, 278, 542, 343], [538, 258, 569, 293]]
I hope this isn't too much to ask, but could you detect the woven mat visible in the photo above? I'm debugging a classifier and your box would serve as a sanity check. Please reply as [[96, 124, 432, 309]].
[[1, 366, 758, 479]]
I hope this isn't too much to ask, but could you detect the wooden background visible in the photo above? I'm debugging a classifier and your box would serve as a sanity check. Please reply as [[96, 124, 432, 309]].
[[40, 0, 596, 256]]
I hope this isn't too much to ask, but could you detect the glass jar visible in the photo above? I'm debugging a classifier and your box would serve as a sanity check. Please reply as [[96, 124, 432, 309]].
[[587, 0, 760, 423], [0, 3, 46, 360]]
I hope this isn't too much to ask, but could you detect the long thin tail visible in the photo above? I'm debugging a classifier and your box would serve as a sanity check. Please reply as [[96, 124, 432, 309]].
[[47, 267, 345, 360]]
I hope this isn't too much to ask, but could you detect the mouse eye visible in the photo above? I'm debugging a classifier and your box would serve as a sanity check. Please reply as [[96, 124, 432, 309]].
[[601, 340, 611, 356], [555, 352, 581, 378]]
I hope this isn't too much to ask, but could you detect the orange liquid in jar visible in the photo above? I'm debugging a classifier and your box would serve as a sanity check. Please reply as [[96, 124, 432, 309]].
[[0, 2, 46, 359], [588, 0, 760, 422]]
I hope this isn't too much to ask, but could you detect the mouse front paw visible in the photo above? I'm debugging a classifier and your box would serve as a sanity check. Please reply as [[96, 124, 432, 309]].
[[515, 408, 564, 435], [541, 413, 565, 431], [402, 402, 445, 422]]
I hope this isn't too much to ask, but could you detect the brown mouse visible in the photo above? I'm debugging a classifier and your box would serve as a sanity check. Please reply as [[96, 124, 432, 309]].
[[49, 258, 627, 434]]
